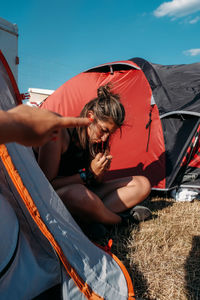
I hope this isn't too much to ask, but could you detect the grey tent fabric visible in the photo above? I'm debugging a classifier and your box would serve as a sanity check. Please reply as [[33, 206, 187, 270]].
[[0, 141, 131, 299], [0, 58, 16, 109], [0, 159, 61, 300], [0, 194, 19, 274], [4, 142, 129, 299]]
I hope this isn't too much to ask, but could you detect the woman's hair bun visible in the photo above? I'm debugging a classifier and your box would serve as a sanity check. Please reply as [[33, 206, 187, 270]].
[[97, 84, 111, 99]]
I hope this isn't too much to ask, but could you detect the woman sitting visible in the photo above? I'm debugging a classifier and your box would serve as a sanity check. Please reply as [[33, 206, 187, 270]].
[[34, 84, 151, 232]]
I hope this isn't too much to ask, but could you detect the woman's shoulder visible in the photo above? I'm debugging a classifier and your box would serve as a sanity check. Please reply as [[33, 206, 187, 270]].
[[61, 127, 81, 154], [60, 128, 71, 152]]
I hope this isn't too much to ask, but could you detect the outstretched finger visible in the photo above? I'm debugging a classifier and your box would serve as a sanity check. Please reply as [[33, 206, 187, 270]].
[[59, 117, 92, 128]]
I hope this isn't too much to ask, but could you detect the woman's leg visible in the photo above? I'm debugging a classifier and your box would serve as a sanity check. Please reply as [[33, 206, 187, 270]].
[[92, 176, 151, 213], [56, 183, 121, 225]]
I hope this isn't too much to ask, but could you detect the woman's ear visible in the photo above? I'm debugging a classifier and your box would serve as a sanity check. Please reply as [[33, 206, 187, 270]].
[[87, 111, 94, 121]]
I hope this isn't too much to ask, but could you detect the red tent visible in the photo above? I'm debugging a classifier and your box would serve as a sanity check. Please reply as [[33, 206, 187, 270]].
[[42, 58, 200, 191]]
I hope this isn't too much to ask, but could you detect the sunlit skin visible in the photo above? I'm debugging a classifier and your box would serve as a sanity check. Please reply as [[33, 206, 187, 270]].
[[37, 112, 151, 225]]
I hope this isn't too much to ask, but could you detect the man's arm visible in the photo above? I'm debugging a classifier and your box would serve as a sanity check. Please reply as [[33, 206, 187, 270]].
[[0, 105, 91, 146]]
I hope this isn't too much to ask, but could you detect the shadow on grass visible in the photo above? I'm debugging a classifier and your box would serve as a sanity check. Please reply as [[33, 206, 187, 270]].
[[142, 191, 175, 214], [185, 235, 200, 300], [99, 224, 156, 300]]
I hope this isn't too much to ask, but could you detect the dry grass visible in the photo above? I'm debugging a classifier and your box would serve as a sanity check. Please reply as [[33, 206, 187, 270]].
[[102, 195, 200, 300]]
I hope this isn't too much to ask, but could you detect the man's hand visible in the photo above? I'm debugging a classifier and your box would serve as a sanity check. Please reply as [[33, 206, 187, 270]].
[[0, 105, 91, 146]]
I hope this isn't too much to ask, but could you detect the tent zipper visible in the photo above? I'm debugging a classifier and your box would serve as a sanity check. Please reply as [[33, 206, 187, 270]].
[[146, 106, 153, 152]]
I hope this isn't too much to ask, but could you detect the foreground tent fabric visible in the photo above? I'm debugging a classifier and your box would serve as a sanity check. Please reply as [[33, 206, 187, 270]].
[[0, 50, 135, 299], [42, 58, 200, 191]]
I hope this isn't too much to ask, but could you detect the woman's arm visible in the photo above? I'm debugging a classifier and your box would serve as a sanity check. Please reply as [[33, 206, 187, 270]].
[[37, 129, 84, 189], [37, 129, 63, 182]]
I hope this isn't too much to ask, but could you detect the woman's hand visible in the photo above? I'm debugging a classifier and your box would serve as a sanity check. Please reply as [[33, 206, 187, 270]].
[[90, 152, 112, 178]]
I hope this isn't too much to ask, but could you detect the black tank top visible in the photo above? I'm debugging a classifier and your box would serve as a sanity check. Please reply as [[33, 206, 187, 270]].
[[58, 129, 90, 176]]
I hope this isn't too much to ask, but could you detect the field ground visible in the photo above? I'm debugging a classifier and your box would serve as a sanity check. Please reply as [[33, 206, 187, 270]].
[[101, 195, 200, 300]]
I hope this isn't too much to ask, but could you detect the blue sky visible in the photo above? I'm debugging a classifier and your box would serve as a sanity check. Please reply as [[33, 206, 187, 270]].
[[1, 0, 200, 93]]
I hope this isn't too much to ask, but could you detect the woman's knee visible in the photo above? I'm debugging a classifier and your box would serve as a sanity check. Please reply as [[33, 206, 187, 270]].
[[57, 183, 84, 197], [57, 184, 89, 206], [57, 184, 99, 211], [135, 176, 151, 198]]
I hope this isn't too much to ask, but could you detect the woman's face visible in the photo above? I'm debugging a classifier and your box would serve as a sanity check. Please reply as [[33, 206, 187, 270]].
[[87, 118, 118, 144]]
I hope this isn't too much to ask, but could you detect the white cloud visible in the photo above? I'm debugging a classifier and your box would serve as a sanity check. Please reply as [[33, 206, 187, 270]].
[[183, 48, 200, 56], [154, 0, 200, 18], [189, 16, 200, 23]]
